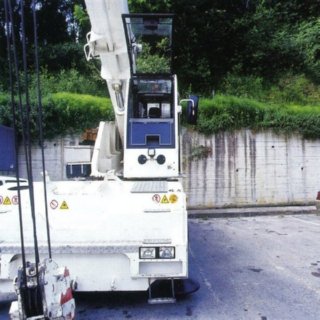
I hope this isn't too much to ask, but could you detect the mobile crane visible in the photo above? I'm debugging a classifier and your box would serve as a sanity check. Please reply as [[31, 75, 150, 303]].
[[1, 0, 198, 317]]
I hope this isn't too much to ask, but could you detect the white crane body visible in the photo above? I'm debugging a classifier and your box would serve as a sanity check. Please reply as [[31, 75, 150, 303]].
[[1, 178, 187, 296], [0, 0, 190, 304]]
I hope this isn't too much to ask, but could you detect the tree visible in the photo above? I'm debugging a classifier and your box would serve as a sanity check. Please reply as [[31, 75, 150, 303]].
[[1, 0, 320, 95]]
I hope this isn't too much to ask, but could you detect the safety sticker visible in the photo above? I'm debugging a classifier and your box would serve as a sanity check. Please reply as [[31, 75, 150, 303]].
[[60, 200, 69, 210], [169, 194, 178, 204], [50, 199, 59, 210], [0, 196, 3, 205], [3, 196, 11, 205], [152, 194, 161, 203], [161, 195, 170, 204], [12, 195, 19, 205]]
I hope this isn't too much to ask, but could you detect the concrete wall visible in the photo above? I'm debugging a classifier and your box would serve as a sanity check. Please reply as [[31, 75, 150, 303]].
[[17, 135, 87, 181], [16, 129, 320, 208], [182, 129, 320, 208]]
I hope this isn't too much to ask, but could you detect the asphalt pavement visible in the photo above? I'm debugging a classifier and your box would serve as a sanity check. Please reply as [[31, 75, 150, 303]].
[[187, 214, 320, 320], [1, 213, 320, 319]]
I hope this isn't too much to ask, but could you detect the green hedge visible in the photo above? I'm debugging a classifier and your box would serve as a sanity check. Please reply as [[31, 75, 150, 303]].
[[194, 95, 320, 138], [0, 92, 114, 139], [43, 92, 114, 138], [1, 92, 320, 140]]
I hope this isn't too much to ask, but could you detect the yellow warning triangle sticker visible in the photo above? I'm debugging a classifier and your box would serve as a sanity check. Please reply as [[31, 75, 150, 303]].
[[60, 200, 69, 210], [161, 195, 170, 204], [3, 196, 11, 205]]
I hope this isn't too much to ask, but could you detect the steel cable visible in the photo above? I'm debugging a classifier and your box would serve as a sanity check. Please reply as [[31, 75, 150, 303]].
[[32, 0, 52, 259], [4, 0, 27, 287], [20, 0, 41, 270], [20, 0, 43, 314], [5, 0, 43, 315]]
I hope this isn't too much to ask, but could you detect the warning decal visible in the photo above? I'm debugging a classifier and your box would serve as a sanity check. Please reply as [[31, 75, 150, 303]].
[[152, 194, 161, 203], [169, 194, 178, 204], [12, 195, 19, 205], [60, 200, 69, 210], [3, 196, 11, 205], [50, 200, 58, 210], [161, 195, 170, 204]]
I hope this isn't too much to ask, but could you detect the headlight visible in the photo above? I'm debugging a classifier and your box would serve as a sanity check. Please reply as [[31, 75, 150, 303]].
[[159, 247, 175, 259], [140, 247, 156, 259], [156, 154, 166, 165], [138, 155, 147, 164]]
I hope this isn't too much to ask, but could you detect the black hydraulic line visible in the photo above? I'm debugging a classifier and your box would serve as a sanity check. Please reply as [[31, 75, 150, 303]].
[[32, 0, 52, 259], [6, 0, 31, 176], [4, 0, 27, 285], [20, 0, 43, 314], [20, 0, 41, 269], [5, 0, 35, 313], [6, 1, 53, 313]]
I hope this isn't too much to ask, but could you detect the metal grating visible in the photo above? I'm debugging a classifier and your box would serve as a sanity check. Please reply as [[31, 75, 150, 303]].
[[131, 181, 168, 193]]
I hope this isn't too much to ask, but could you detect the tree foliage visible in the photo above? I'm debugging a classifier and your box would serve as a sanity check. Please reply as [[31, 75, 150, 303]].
[[126, 0, 320, 93], [1, 0, 320, 95]]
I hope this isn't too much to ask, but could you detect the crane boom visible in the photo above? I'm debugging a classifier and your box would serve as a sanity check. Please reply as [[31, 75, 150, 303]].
[[85, 0, 130, 142]]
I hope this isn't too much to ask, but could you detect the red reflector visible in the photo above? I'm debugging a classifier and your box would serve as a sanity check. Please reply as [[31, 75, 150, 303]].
[[63, 267, 70, 277], [60, 287, 73, 305], [317, 192, 320, 200]]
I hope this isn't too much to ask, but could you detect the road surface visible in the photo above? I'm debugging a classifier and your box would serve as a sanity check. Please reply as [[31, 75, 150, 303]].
[[1, 214, 320, 319]]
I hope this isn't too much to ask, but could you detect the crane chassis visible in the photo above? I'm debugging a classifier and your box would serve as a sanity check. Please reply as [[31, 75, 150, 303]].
[[0, 0, 199, 315]]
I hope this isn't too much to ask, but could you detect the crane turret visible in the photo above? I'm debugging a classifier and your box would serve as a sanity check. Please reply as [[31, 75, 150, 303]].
[[85, 0, 196, 179]]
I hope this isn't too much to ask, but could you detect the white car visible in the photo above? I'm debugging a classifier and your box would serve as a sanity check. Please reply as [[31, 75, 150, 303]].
[[0, 176, 28, 209], [0, 176, 28, 188]]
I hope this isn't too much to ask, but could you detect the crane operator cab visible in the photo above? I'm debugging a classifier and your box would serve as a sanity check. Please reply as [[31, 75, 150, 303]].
[[122, 14, 181, 179]]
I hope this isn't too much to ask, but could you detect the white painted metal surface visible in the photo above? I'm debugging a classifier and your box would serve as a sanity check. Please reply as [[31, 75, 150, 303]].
[[91, 121, 122, 177], [1, 0, 189, 306], [0, 177, 188, 295], [85, 0, 130, 142], [123, 74, 181, 179]]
